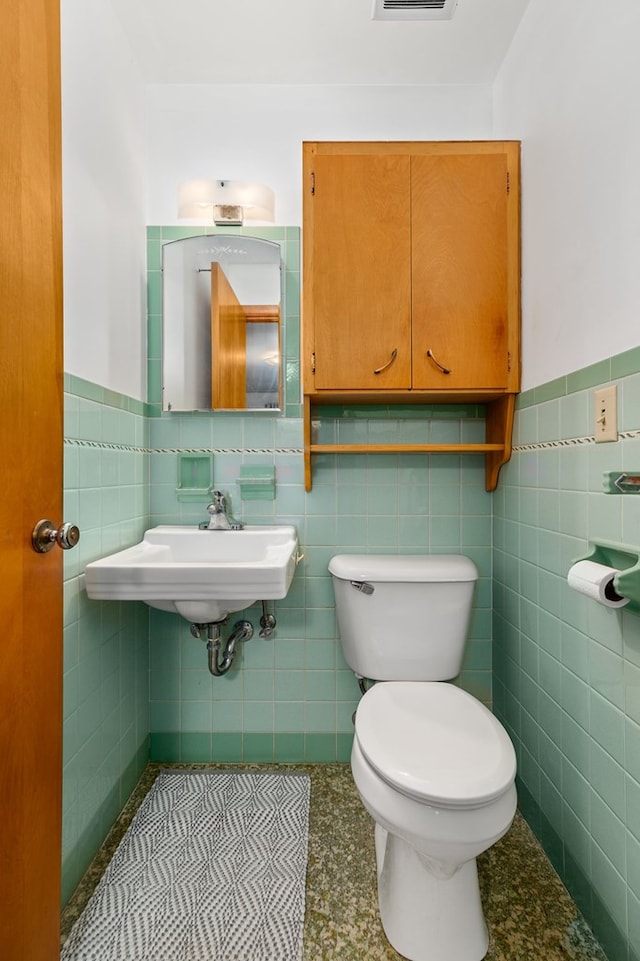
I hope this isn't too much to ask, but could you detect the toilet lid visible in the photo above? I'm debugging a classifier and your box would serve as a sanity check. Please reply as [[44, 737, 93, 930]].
[[355, 682, 516, 808]]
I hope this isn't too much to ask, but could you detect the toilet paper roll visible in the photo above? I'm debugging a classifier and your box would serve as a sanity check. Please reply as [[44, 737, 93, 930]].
[[567, 560, 630, 608]]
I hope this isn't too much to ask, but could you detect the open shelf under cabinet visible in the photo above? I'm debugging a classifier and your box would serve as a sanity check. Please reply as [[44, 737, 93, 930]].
[[303, 393, 516, 493]]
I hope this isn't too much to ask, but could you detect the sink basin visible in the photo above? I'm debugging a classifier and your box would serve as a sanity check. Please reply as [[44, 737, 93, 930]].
[[84, 524, 300, 623]]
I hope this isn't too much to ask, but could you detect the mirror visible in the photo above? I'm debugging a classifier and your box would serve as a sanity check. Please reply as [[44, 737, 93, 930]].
[[162, 234, 282, 411]]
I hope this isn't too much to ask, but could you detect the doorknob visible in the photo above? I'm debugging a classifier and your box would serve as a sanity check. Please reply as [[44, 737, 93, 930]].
[[32, 519, 80, 553]]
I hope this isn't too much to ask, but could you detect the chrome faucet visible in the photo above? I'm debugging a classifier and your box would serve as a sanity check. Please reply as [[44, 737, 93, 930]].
[[201, 490, 243, 531]]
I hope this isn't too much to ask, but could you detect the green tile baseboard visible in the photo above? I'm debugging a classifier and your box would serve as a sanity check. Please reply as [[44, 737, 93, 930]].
[[517, 779, 621, 961], [149, 731, 353, 764], [61, 736, 148, 906]]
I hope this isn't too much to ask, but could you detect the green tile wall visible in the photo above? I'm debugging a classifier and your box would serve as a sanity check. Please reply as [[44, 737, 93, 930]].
[[146, 226, 493, 764], [63, 221, 640, 961], [495, 365, 640, 961], [65, 224, 640, 957], [62, 377, 150, 905], [147, 430, 494, 764]]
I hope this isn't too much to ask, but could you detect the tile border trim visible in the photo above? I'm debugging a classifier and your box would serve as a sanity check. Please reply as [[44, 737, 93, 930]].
[[64, 438, 304, 455], [152, 446, 304, 455], [512, 428, 640, 453]]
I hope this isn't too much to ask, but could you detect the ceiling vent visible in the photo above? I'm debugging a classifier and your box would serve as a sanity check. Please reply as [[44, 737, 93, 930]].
[[372, 0, 460, 21]]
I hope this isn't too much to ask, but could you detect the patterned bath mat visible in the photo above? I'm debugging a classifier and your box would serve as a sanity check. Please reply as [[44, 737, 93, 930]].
[[61, 770, 311, 961]]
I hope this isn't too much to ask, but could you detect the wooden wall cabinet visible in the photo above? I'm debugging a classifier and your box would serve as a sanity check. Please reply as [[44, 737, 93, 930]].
[[302, 140, 521, 491]]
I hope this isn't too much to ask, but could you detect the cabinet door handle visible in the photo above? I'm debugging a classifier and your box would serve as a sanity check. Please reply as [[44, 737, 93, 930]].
[[373, 348, 398, 375], [426, 349, 452, 375]]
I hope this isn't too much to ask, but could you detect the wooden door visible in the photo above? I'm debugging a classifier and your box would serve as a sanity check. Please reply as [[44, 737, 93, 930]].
[[411, 152, 510, 390], [305, 151, 412, 390], [0, 0, 64, 958]]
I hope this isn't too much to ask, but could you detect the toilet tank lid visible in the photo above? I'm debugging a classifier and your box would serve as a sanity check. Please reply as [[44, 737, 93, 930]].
[[328, 554, 478, 583]]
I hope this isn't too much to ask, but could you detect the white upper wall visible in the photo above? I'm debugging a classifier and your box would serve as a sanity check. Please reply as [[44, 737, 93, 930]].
[[109, 0, 531, 86], [71, 0, 640, 400], [494, 0, 640, 392], [61, 0, 147, 401], [62, 0, 493, 401], [145, 84, 494, 226]]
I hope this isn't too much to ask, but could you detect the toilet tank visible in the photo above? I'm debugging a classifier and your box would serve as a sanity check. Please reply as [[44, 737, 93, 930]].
[[329, 554, 478, 681]]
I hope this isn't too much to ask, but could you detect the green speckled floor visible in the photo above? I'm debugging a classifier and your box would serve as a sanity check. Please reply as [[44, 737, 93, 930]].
[[61, 764, 607, 960]]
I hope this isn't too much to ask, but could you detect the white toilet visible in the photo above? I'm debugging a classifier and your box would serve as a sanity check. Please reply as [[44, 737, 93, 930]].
[[329, 554, 517, 961]]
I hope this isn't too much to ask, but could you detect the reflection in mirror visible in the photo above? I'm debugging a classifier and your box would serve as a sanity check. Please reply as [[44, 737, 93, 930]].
[[162, 234, 282, 411]]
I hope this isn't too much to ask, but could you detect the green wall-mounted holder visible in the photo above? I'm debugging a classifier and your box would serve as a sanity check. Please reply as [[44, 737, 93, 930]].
[[237, 465, 276, 500], [602, 471, 640, 493], [176, 454, 213, 502], [574, 539, 640, 613]]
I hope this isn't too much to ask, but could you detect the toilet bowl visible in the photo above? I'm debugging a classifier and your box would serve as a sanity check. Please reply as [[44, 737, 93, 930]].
[[351, 681, 517, 961], [328, 554, 518, 961]]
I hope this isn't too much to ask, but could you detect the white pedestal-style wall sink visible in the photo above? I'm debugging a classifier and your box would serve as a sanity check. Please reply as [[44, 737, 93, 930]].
[[84, 525, 300, 624]]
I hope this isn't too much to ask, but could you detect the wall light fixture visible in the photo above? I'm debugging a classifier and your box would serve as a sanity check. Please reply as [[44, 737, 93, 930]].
[[177, 179, 275, 225]]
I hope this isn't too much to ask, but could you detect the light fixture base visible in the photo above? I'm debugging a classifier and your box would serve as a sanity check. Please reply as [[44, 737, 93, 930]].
[[213, 204, 243, 226]]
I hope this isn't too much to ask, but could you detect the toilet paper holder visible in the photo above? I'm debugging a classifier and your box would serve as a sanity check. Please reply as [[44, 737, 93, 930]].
[[572, 539, 640, 612]]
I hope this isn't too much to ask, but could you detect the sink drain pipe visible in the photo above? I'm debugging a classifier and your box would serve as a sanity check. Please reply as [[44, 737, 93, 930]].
[[259, 600, 276, 637], [190, 619, 254, 675]]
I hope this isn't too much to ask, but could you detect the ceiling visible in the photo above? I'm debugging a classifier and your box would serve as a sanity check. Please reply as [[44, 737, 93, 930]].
[[107, 0, 532, 86]]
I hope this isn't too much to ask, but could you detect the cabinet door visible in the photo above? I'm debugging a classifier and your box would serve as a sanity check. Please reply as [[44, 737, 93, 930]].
[[411, 153, 510, 390], [309, 153, 412, 390]]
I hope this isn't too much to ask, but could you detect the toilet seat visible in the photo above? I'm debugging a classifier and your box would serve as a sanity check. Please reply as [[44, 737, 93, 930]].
[[355, 681, 516, 809]]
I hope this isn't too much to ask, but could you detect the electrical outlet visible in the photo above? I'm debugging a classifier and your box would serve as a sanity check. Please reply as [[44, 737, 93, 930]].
[[594, 385, 618, 443]]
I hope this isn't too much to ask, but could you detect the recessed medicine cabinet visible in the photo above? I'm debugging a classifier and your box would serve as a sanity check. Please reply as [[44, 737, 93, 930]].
[[162, 234, 282, 412]]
